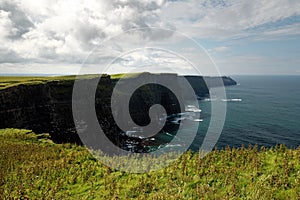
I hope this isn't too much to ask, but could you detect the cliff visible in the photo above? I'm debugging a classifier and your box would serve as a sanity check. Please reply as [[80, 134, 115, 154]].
[[0, 73, 236, 145]]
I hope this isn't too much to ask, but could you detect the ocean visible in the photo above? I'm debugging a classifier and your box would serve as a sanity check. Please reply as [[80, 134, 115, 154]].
[[190, 75, 300, 150]]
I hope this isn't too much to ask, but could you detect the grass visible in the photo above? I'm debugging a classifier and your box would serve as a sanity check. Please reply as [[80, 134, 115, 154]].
[[1, 129, 299, 199], [0, 75, 74, 90], [0, 73, 146, 90], [0, 72, 176, 90], [110, 72, 146, 79], [0, 74, 108, 90]]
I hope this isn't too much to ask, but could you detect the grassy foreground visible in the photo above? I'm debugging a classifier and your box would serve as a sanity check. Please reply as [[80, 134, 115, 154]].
[[0, 129, 299, 199]]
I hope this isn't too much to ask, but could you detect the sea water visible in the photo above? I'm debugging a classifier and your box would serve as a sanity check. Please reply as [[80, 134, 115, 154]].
[[189, 75, 300, 150]]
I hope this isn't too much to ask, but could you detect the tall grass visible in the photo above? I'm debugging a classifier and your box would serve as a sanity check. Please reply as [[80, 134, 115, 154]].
[[1, 129, 299, 199]]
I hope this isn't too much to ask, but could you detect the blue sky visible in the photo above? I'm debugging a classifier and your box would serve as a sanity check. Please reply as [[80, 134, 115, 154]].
[[201, 35, 300, 75], [0, 0, 299, 75]]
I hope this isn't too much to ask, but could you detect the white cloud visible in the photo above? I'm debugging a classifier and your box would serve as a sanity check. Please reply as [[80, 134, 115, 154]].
[[214, 53, 300, 75], [161, 0, 300, 39], [261, 24, 300, 37], [0, 0, 299, 75], [0, 62, 82, 75], [0, 0, 173, 66], [0, 10, 13, 40], [209, 46, 230, 53]]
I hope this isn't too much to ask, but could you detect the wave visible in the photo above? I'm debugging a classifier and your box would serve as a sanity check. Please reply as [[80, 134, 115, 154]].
[[165, 144, 182, 148], [194, 119, 203, 122], [202, 98, 218, 102], [221, 98, 242, 102], [202, 98, 242, 102], [185, 105, 202, 112], [165, 132, 174, 137]]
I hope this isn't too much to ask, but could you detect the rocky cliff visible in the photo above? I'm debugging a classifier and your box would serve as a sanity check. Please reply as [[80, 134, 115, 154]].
[[0, 73, 236, 145]]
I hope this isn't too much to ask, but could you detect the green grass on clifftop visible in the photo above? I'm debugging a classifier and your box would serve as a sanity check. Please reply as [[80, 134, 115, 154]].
[[0, 73, 147, 90], [1, 129, 299, 199], [0, 75, 101, 90], [0, 76, 73, 90]]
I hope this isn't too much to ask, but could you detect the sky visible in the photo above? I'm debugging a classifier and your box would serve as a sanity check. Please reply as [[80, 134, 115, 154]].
[[0, 0, 299, 75]]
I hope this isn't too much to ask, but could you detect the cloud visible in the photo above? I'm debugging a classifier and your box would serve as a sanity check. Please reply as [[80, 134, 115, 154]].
[[0, 10, 12, 40], [0, 48, 25, 63], [0, 62, 82, 75], [0, 0, 173, 66], [209, 46, 230, 53], [0, 0, 299, 75], [0, 0, 34, 39], [260, 24, 300, 38], [213, 53, 300, 75], [161, 0, 300, 39]]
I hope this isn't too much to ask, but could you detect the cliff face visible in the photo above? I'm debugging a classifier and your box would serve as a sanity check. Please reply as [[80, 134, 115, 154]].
[[0, 74, 236, 144], [0, 80, 77, 143]]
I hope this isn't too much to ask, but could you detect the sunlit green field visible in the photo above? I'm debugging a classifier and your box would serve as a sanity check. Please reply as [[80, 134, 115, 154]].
[[0, 73, 148, 90], [1, 129, 299, 199], [0, 75, 98, 90]]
